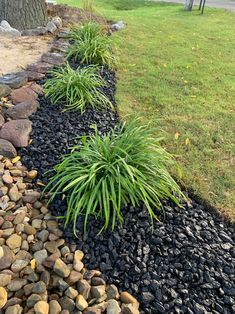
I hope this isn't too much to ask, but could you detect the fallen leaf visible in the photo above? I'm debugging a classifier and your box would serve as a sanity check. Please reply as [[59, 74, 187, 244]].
[[30, 259, 36, 270], [174, 132, 180, 140], [185, 138, 190, 145], [12, 156, 20, 163], [29, 139, 33, 145]]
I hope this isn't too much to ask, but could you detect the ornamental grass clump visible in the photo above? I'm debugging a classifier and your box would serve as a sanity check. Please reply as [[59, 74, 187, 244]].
[[68, 22, 103, 42], [46, 120, 184, 234], [66, 23, 116, 68], [44, 63, 112, 112]]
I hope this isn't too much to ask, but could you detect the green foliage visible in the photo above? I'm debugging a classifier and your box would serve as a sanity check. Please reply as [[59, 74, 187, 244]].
[[83, 0, 95, 12], [44, 63, 112, 112], [66, 23, 116, 68], [46, 120, 184, 234], [68, 22, 103, 43]]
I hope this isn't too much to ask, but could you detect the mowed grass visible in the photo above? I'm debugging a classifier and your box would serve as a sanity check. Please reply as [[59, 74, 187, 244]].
[[58, 0, 235, 220]]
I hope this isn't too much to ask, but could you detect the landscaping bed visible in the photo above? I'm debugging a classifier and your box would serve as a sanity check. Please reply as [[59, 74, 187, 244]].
[[0, 5, 235, 314]]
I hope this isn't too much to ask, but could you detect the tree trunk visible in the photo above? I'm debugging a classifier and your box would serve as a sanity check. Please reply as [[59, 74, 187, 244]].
[[0, 0, 48, 31], [184, 0, 194, 11]]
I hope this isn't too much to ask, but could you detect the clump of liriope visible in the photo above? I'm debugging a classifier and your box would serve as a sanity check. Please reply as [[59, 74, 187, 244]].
[[45, 119, 185, 234], [44, 63, 112, 112], [68, 22, 104, 42], [66, 23, 116, 68]]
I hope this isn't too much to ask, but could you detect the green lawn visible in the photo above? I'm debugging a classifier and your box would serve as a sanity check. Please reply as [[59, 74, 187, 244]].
[[58, 0, 235, 220]]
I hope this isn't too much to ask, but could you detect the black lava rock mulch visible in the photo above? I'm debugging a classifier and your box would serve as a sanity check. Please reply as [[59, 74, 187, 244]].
[[20, 66, 118, 183], [52, 199, 235, 314]]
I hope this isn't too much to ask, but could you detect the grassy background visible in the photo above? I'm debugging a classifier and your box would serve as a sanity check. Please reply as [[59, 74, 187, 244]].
[[57, 0, 235, 220]]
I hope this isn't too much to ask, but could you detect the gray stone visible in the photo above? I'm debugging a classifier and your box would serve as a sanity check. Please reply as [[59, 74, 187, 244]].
[[27, 294, 42, 308], [5, 304, 23, 314], [7, 279, 27, 291], [37, 230, 49, 242], [46, 21, 57, 33], [121, 303, 140, 314], [0, 20, 21, 36], [0, 84, 12, 98], [34, 249, 48, 265], [11, 259, 29, 272], [0, 119, 32, 147], [21, 27, 47, 36], [107, 299, 121, 314], [52, 17, 62, 29], [32, 281, 47, 294], [6, 101, 39, 119], [0, 114, 5, 128], [0, 72, 27, 89], [111, 21, 126, 32], [59, 296, 75, 312], [41, 53, 65, 66], [0, 139, 17, 158]]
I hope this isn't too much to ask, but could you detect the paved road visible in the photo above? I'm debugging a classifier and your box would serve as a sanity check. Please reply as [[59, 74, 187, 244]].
[[155, 0, 235, 10]]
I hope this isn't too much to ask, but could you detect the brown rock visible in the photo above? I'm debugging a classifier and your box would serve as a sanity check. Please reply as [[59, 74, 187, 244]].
[[91, 285, 106, 299], [0, 84, 12, 98], [77, 279, 91, 300], [0, 119, 32, 147], [27, 170, 38, 179], [26, 71, 45, 82], [65, 287, 78, 299], [5, 304, 23, 314], [0, 139, 17, 158], [53, 258, 70, 278], [8, 185, 22, 202], [41, 53, 65, 66], [0, 245, 15, 270], [120, 292, 138, 304], [29, 83, 43, 95], [121, 303, 140, 314], [23, 190, 40, 203], [0, 274, 12, 286], [27, 62, 53, 74], [34, 301, 49, 314], [0, 287, 7, 309], [74, 250, 84, 263], [66, 270, 82, 285], [76, 295, 88, 311], [24, 224, 36, 235], [6, 234, 22, 250], [6, 101, 39, 119], [0, 114, 5, 128], [107, 285, 119, 300], [49, 300, 61, 314], [2, 174, 13, 184], [11, 87, 37, 105]]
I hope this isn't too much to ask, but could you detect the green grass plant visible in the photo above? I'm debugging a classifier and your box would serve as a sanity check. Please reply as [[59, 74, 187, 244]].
[[46, 120, 184, 234], [44, 63, 112, 112], [66, 22, 116, 68], [58, 0, 235, 221], [67, 22, 103, 43]]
